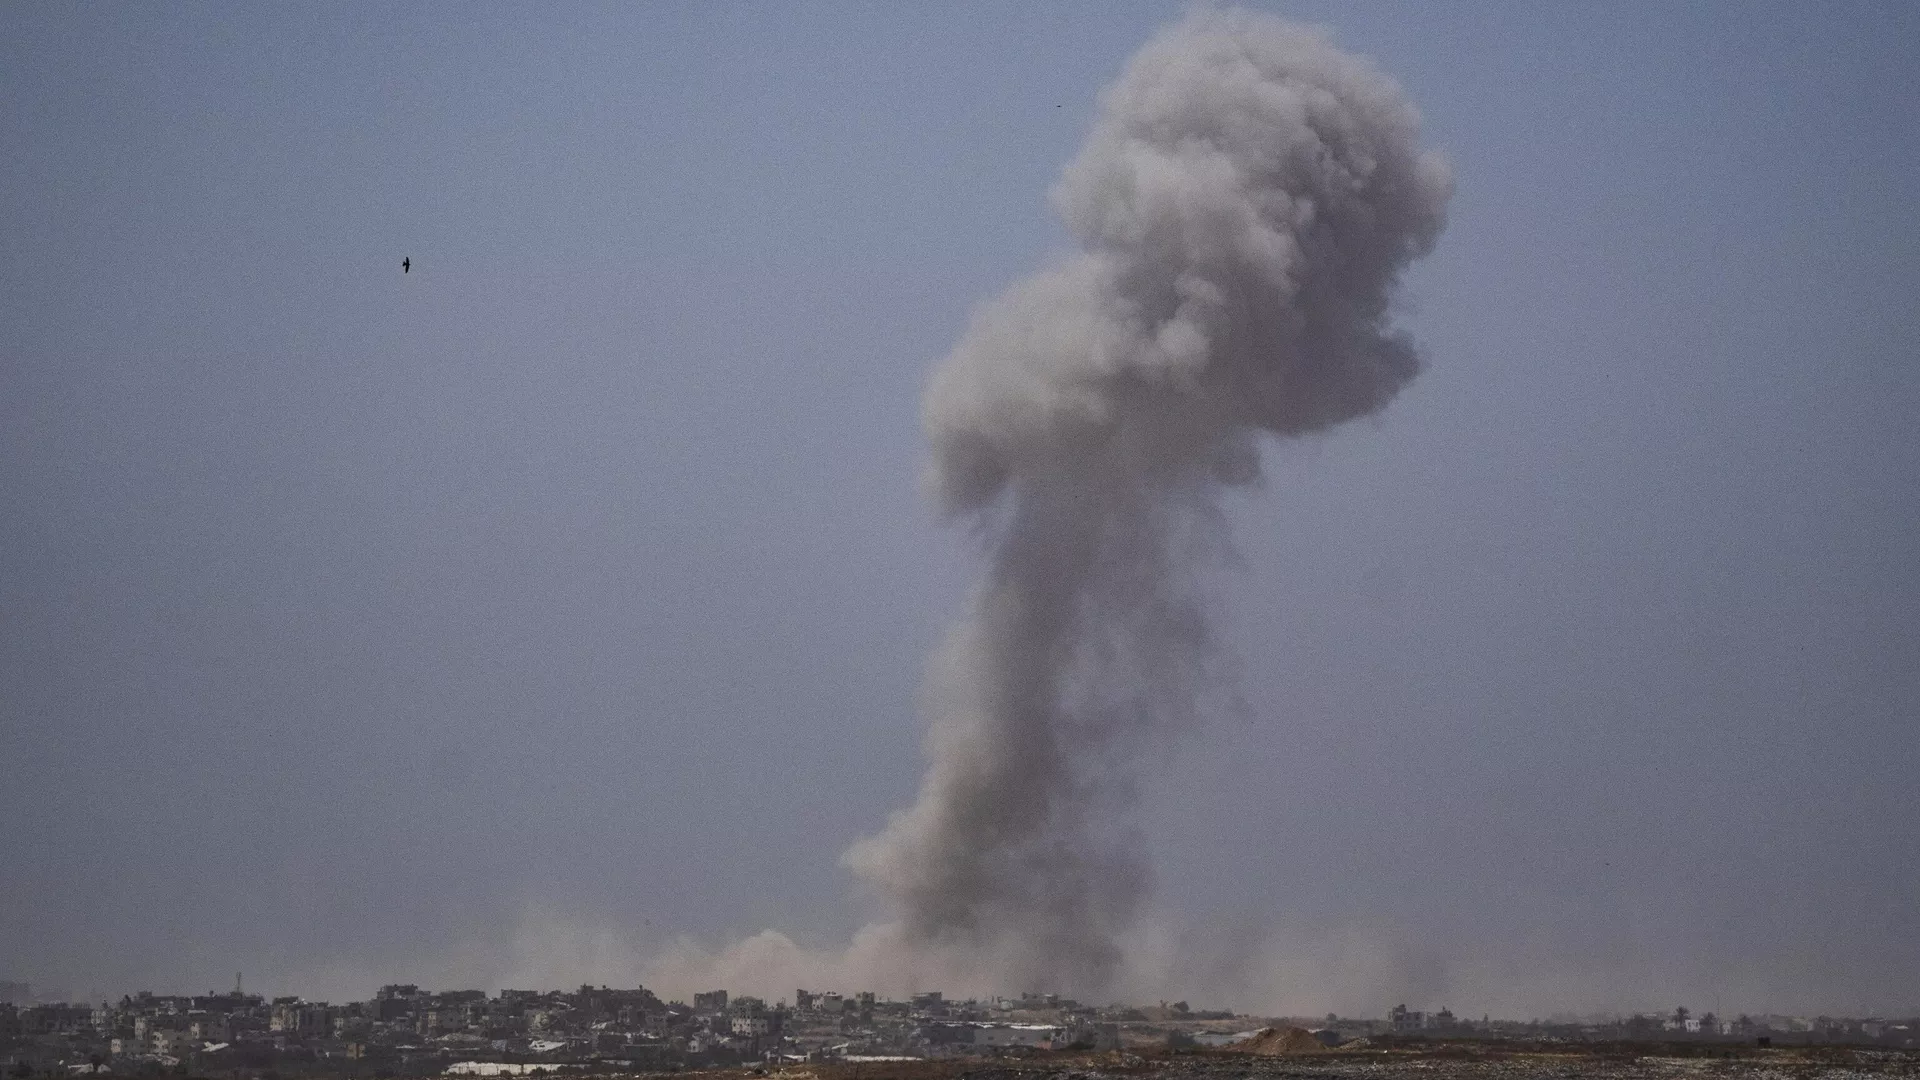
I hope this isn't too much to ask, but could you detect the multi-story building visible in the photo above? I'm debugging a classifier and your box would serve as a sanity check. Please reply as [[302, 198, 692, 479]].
[[149, 1028, 196, 1056]]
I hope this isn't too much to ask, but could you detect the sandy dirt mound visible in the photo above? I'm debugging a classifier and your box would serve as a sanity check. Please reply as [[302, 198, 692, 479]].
[[1231, 1027, 1327, 1055]]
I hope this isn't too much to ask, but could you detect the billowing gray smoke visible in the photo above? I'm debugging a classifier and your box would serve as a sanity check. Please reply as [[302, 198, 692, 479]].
[[844, 10, 1452, 994]]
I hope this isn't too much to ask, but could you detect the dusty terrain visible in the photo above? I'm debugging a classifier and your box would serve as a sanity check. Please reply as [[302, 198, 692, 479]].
[[714, 1043, 1920, 1080]]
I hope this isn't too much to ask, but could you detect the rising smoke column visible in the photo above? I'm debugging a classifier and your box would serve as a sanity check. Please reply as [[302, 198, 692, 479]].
[[843, 10, 1452, 994]]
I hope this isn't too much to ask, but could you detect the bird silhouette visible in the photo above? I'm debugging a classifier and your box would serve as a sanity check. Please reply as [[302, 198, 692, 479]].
[[402, 256, 410, 273]]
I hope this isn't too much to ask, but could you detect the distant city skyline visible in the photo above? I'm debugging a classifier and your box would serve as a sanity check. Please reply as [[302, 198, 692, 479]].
[[6, 978, 1912, 1031]]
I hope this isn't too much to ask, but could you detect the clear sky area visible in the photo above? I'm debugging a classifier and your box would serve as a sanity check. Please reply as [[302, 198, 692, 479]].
[[3, 1, 1916, 1018]]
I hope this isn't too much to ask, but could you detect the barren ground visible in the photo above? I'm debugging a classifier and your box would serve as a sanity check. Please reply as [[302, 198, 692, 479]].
[[678, 1044, 1920, 1080]]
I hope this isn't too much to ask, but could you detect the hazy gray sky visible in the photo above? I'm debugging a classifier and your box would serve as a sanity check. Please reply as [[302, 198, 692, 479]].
[[4, 1, 1916, 1018]]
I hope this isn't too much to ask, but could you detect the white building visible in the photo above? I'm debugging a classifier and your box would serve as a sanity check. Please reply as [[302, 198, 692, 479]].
[[731, 1015, 770, 1037]]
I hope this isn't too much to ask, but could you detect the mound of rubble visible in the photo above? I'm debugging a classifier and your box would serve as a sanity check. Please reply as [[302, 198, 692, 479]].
[[1230, 1027, 1326, 1055]]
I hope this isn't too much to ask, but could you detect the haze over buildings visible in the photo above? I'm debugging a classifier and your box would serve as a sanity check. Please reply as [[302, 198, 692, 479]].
[[3, 2, 1917, 1019], [5, 976, 1916, 1077]]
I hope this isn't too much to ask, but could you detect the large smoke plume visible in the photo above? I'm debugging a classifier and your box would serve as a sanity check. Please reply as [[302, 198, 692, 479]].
[[843, 10, 1452, 994]]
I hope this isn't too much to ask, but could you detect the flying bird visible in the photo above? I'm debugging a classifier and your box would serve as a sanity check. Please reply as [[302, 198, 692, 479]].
[[402, 256, 410, 273]]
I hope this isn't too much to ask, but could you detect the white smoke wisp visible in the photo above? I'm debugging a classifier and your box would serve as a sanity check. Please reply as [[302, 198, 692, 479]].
[[843, 10, 1452, 995]]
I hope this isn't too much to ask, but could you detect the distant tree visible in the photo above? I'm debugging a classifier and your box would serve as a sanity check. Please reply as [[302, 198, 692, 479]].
[[1674, 1007, 1691, 1028]]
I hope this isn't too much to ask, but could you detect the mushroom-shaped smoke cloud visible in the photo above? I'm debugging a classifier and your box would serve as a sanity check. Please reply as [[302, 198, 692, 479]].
[[844, 9, 1452, 995]]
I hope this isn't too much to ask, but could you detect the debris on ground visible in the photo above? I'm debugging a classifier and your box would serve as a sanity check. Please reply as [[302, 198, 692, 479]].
[[1231, 1027, 1327, 1055]]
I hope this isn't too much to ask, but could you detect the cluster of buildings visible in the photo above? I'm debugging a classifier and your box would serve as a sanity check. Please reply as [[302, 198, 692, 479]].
[[3, 980, 1914, 1078], [0, 983, 1122, 1077], [1499, 1008, 1916, 1046], [1350, 1005, 1916, 1047]]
